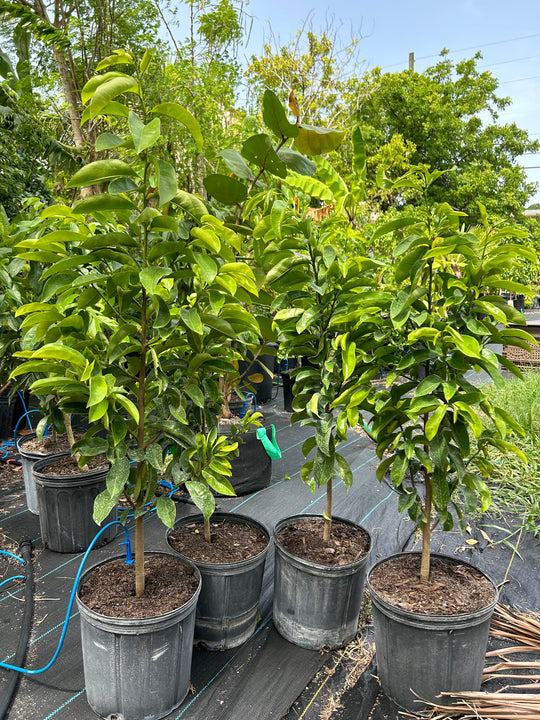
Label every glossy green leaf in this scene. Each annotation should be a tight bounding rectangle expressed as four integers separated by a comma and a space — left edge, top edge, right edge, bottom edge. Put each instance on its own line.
129, 112, 161, 154
150, 103, 203, 150
139, 267, 170, 294
156, 159, 177, 205
155, 496, 176, 528
95, 132, 126, 151
66, 160, 137, 188
262, 89, 299, 138
241, 134, 287, 178
277, 149, 316, 175
217, 149, 252, 179
203, 174, 247, 205
88, 375, 108, 407
73, 193, 136, 214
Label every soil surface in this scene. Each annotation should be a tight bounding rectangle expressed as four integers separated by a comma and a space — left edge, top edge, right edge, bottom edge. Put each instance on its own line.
36, 453, 108, 476
369, 554, 496, 615
276, 517, 371, 567
168, 518, 269, 563
18, 433, 80, 455
78, 554, 200, 618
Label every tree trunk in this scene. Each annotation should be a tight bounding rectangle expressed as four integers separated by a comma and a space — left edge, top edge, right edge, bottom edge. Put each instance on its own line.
323, 480, 333, 542
420, 469, 432, 583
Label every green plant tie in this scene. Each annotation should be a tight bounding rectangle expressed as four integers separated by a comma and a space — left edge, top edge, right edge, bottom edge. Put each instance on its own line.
256, 425, 282, 459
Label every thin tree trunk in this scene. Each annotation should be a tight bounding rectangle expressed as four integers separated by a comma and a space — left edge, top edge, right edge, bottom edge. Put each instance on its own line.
420, 468, 432, 582
135, 516, 145, 597
323, 480, 333, 542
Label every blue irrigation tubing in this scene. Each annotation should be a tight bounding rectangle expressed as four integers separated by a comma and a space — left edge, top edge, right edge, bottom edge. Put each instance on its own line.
0, 576, 25, 589
0, 550, 25, 564
0, 521, 132, 676
13, 409, 42, 444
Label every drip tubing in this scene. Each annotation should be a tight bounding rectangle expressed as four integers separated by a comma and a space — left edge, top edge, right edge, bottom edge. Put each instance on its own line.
0, 522, 132, 678
0, 538, 34, 720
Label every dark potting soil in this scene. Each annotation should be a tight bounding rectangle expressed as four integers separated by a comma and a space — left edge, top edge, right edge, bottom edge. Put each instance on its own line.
168, 519, 268, 563
19, 433, 81, 455
37, 453, 108, 475
276, 517, 370, 566
78, 554, 200, 618
369, 554, 496, 615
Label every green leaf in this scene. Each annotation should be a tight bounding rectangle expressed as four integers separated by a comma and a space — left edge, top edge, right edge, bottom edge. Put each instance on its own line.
32, 343, 86, 370
284, 172, 333, 203
181, 307, 203, 334
218, 149, 252, 179
106, 457, 130, 496
425, 404, 447, 441
204, 174, 247, 205
155, 495, 176, 528
335, 453, 353, 490
88, 375, 108, 407
139, 267, 170, 294
156, 159, 177, 205
95, 52, 134, 71
293, 124, 345, 156
146, 443, 163, 470
242, 134, 287, 178
93, 489, 117, 525
129, 112, 160, 154
85, 75, 139, 121
185, 480, 215, 519
73, 193, 136, 214
150, 103, 203, 151
66, 160, 136, 188
171, 190, 208, 221
262, 89, 299, 138
95, 132, 126, 151
277, 149, 316, 175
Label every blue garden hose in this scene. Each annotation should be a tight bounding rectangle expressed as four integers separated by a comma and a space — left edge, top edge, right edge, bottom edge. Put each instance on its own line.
0, 522, 132, 677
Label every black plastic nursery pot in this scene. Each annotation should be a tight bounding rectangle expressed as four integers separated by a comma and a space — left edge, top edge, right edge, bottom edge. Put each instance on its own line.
367, 552, 498, 715
273, 514, 372, 651
17, 433, 67, 515
76, 552, 202, 720
238, 344, 277, 404
218, 421, 272, 495
167, 512, 270, 651
33, 455, 116, 553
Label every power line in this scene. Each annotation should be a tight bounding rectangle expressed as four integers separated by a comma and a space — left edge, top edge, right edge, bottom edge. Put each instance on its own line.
499, 75, 540, 85
382, 33, 540, 70
479, 55, 540, 69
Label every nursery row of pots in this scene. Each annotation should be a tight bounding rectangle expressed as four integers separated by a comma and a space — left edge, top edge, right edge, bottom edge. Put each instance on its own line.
77, 510, 497, 720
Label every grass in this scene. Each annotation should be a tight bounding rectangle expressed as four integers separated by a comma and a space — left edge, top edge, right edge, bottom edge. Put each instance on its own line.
482, 370, 540, 539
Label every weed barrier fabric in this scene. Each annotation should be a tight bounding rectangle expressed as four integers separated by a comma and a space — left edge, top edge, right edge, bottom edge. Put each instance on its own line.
1, 395, 538, 720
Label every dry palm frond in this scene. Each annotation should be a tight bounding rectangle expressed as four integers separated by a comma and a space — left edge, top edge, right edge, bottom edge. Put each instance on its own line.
427, 603, 540, 719
486, 603, 540, 656
429, 691, 540, 719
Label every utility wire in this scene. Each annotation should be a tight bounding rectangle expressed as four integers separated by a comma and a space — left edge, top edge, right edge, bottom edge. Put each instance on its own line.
383, 33, 540, 70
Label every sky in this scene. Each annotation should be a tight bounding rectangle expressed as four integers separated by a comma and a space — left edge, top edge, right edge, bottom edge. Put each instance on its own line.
231, 0, 540, 206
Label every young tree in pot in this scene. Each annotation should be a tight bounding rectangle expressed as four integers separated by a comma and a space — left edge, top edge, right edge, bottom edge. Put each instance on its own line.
365, 166, 534, 712
267, 204, 385, 649
11, 48, 263, 718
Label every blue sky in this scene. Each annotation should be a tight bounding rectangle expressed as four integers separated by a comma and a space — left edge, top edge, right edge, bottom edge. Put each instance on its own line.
236, 0, 540, 206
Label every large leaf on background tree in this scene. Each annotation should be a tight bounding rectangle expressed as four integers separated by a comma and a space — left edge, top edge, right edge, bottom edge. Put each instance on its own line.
294, 124, 345, 156
66, 159, 137, 188
218, 149, 252, 180
204, 174, 247, 205
262, 89, 299, 139
241, 134, 287, 179
352, 125, 366, 180
278, 149, 316, 176
150, 103, 203, 151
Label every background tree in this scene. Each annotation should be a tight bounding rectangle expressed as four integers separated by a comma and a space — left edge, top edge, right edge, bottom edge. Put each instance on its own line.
355, 52, 539, 219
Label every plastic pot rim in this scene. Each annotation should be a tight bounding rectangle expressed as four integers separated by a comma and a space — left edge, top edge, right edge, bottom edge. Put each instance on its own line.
167, 512, 271, 571
273, 513, 372, 573
367, 551, 499, 625
76, 551, 202, 632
